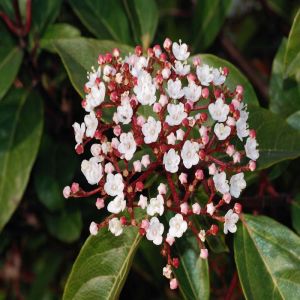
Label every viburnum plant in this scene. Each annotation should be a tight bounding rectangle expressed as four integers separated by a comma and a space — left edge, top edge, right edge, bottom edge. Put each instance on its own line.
63, 38, 259, 290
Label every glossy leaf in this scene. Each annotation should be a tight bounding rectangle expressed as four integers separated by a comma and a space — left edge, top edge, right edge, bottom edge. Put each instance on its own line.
0, 23, 23, 100
192, 0, 232, 51
0, 89, 43, 230
291, 194, 300, 235
269, 39, 300, 118
234, 214, 300, 299
197, 54, 259, 106
173, 234, 210, 300
52, 38, 133, 97
284, 9, 300, 79
248, 105, 300, 169
68, 0, 132, 44
287, 111, 300, 131
63, 226, 141, 300
124, 0, 158, 49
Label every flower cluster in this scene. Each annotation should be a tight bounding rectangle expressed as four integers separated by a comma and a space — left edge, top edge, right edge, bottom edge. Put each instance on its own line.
63, 38, 259, 289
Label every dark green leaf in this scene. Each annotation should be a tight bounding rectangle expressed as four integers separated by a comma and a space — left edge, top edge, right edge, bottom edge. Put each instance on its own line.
291, 194, 300, 235
234, 214, 300, 299
53, 38, 133, 97
68, 0, 132, 44
248, 105, 300, 169
192, 0, 232, 51
269, 39, 300, 118
287, 111, 300, 131
173, 234, 209, 300
0, 88, 43, 230
0, 23, 23, 100
63, 226, 141, 300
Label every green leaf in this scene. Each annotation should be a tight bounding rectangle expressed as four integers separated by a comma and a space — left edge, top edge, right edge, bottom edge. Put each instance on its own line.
287, 110, 300, 131
45, 208, 82, 243
124, 0, 158, 49
192, 0, 232, 51
284, 9, 300, 79
52, 38, 133, 97
269, 39, 300, 118
0, 23, 23, 100
197, 54, 259, 106
234, 214, 300, 299
63, 226, 141, 300
68, 0, 132, 44
173, 234, 210, 300
248, 105, 300, 169
40, 23, 81, 52
0, 88, 43, 230
291, 194, 300, 235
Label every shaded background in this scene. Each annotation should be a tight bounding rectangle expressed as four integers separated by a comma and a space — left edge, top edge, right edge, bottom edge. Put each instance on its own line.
0, 0, 299, 299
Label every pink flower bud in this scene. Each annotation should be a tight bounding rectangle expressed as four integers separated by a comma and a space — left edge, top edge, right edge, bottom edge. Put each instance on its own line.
70, 182, 79, 193
120, 216, 127, 225
159, 94, 168, 106
63, 186, 71, 198
141, 154, 150, 168
135, 45, 143, 56
153, 103, 162, 113
162, 68, 171, 79
223, 193, 231, 204
137, 116, 145, 126
249, 160, 256, 171
249, 129, 256, 138
98, 54, 106, 65
170, 278, 178, 290
163, 38, 172, 50
113, 125, 122, 136
172, 258, 180, 268
195, 169, 204, 180
179, 173, 188, 184
200, 248, 208, 259
233, 152, 241, 163
187, 73, 196, 82
202, 135, 209, 145
141, 219, 150, 230
223, 67, 229, 76
136, 181, 144, 192
193, 57, 201, 66
234, 203, 242, 214
105, 162, 115, 173
208, 163, 217, 175
236, 85, 244, 95
75, 144, 84, 155
153, 44, 162, 58
226, 145, 235, 156
158, 183, 167, 195
112, 48, 120, 58
192, 203, 201, 215
202, 87, 209, 98
89, 221, 98, 235
231, 98, 240, 109
180, 203, 189, 215
133, 160, 142, 172
210, 224, 219, 235
96, 198, 105, 209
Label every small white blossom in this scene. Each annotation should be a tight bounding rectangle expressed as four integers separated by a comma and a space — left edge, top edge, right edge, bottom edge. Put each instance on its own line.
138, 195, 148, 209
176, 129, 185, 140
118, 132, 137, 161
89, 221, 98, 236
163, 265, 172, 279
230, 173, 246, 198
224, 209, 239, 234
107, 194, 126, 214
158, 183, 167, 195
147, 195, 164, 216
214, 123, 231, 140
81, 157, 103, 185
198, 229, 206, 242
104, 162, 115, 173
84, 111, 98, 138
108, 218, 123, 236
133, 70, 156, 105
146, 217, 164, 245
183, 81, 202, 102
212, 68, 226, 86
167, 132, 176, 145
141, 154, 150, 168
196, 64, 213, 86
133, 160, 142, 172
245, 137, 259, 161
172, 40, 190, 61
90, 143, 101, 157
73, 122, 85, 147
168, 213, 188, 238
116, 100, 133, 124
208, 98, 229, 122
85, 82, 106, 112
85, 67, 101, 89
173, 60, 190, 76
206, 202, 215, 215
101, 141, 112, 155
104, 173, 124, 196
213, 172, 230, 194
166, 103, 187, 126
163, 149, 180, 173
166, 78, 184, 99
142, 117, 162, 144
192, 203, 201, 214
181, 140, 200, 169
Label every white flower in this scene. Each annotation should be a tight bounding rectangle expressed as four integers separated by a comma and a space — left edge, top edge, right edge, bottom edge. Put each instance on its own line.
173, 60, 190, 76
212, 68, 226, 86
108, 218, 123, 236
166, 78, 184, 99
116, 100, 133, 124
118, 132, 137, 161
90, 143, 101, 156
104, 173, 124, 196
141, 154, 150, 168
138, 195, 148, 209
198, 229, 206, 242
213, 172, 230, 194
206, 202, 215, 215
172, 40, 190, 61
236, 118, 249, 141
133, 70, 156, 105
157, 183, 167, 195
84, 111, 98, 137
196, 64, 213, 86
208, 163, 217, 175
166, 103, 187, 126
85, 67, 101, 89
208, 98, 229, 122
101, 141, 112, 155
168, 213, 188, 238
176, 129, 185, 140
224, 209, 239, 234
81, 157, 103, 185
147, 195, 164, 216
183, 81, 202, 102
167, 132, 176, 145
133, 160, 142, 172
107, 194, 126, 214
89, 221, 98, 235
85, 82, 106, 112
142, 117, 162, 144
230, 173, 246, 198
146, 217, 164, 245
125, 55, 148, 77
163, 264, 172, 279
163, 149, 180, 173
104, 162, 115, 173
214, 123, 231, 140
73, 122, 85, 146
192, 203, 201, 214
181, 140, 200, 169
63, 186, 71, 198
245, 137, 259, 161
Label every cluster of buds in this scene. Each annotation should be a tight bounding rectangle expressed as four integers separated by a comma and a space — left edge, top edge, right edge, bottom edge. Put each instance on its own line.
63, 39, 259, 289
